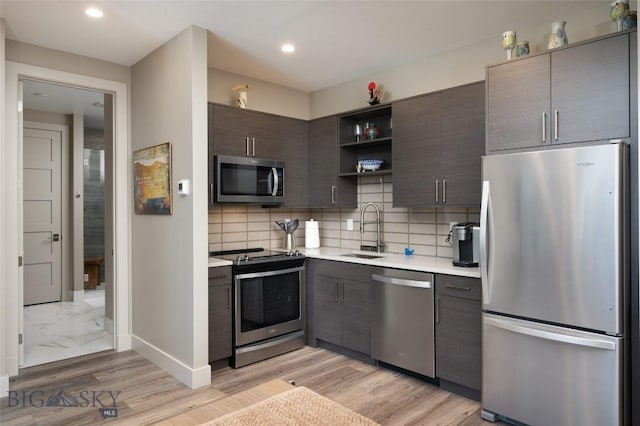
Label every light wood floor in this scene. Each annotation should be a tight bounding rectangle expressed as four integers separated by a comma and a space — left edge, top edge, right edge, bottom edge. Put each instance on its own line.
0, 346, 496, 425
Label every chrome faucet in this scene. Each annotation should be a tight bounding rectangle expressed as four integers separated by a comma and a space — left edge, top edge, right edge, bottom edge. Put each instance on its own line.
360, 202, 384, 253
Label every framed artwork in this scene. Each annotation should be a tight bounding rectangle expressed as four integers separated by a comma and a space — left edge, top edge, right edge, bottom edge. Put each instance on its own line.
133, 142, 173, 215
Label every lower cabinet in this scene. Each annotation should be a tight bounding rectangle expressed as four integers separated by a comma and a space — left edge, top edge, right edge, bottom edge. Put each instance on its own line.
312, 260, 372, 356
435, 274, 482, 392
209, 266, 232, 363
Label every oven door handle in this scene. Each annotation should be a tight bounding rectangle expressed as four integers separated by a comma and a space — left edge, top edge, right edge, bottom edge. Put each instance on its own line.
234, 265, 305, 280
235, 330, 305, 355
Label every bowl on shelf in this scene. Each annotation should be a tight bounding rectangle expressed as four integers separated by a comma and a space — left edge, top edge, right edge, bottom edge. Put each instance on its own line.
357, 159, 385, 172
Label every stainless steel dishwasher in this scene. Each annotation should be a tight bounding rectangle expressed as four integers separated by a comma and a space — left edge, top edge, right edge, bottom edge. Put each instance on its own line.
371, 268, 435, 378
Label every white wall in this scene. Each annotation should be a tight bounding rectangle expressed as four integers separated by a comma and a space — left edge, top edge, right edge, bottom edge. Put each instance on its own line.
310, 3, 621, 118
208, 67, 310, 120
131, 25, 210, 389
0, 17, 8, 398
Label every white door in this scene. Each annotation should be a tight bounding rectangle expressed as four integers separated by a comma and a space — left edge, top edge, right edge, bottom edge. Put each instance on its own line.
23, 127, 62, 305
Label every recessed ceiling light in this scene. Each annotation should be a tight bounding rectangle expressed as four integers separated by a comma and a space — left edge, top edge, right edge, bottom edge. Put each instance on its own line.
85, 7, 103, 18
281, 43, 295, 54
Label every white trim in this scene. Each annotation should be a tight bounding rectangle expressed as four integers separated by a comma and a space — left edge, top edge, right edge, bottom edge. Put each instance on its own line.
131, 335, 211, 389
0, 375, 8, 398
3, 62, 131, 380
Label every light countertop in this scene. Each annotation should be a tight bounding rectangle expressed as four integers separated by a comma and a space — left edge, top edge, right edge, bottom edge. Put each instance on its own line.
208, 257, 233, 268
209, 247, 480, 278
299, 247, 480, 278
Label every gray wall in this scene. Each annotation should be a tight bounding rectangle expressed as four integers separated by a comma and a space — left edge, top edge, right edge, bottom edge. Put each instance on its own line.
5, 40, 130, 84
310, 3, 616, 118
131, 25, 210, 386
207, 68, 310, 120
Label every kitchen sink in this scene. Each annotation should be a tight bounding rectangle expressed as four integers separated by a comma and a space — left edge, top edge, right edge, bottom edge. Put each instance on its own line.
340, 253, 385, 259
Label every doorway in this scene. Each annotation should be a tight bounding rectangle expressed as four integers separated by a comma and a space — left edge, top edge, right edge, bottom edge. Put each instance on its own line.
3, 61, 131, 382
21, 79, 114, 367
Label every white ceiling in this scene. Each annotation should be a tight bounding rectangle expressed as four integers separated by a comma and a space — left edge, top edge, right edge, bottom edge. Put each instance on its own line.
2, 1, 607, 93
22, 80, 105, 129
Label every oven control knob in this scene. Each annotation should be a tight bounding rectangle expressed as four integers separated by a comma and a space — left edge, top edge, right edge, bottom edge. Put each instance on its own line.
294, 250, 301, 256
236, 254, 249, 262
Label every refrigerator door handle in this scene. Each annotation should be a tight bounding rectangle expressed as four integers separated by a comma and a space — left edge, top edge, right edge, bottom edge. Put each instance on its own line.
480, 180, 491, 304
485, 316, 617, 351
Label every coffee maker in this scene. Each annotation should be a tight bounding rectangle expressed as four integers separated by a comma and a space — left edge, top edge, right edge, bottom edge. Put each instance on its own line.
451, 222, 480, 267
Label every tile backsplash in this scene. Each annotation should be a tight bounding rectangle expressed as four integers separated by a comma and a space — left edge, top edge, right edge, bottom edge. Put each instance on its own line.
208, 174, 479, 260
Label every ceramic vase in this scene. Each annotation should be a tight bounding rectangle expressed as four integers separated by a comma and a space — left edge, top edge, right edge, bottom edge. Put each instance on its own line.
547, 21, 568, 49
502, 31, 516, 60
365, 123, 378, 140
516, 41, 530, 57
624, 10, 637, 29
610, 0, 630, 31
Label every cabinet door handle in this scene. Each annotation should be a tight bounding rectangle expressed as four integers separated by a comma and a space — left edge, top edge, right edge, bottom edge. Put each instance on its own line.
209, 183, 214, 205
542, 112, 547, 142
436, 297, 440, 324
331, 185, 337, 204
245, 137, 250, 156
227, 287, 231, 311
435, 180, 440, 203
445, 284, 472, 291
340, 282, 345, 303
335, 281, 340, 302
554, 110, 559, 141
442, 179, 447, 204
251, 137, 256, 156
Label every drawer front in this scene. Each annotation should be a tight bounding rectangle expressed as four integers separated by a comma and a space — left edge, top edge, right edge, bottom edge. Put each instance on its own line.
313, 259, 372, 282
436, 274, 481, 301
208, 266, 232, 286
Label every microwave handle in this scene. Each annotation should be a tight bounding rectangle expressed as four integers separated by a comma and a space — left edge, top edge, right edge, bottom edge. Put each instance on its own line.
271, 167, 279, 196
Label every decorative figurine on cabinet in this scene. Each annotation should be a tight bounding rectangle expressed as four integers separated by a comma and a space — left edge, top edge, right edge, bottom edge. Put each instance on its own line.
232, 84, 250, 108
547, 21, 568, 49
610, 0, 630, 31
368, 81, 383, 105
502, 31, 517, 60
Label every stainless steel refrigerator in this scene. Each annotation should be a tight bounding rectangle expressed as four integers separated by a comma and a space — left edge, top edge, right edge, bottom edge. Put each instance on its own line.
480, 143, 629, 425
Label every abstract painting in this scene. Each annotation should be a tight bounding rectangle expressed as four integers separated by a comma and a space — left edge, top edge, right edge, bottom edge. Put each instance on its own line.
133, 142, 172, 215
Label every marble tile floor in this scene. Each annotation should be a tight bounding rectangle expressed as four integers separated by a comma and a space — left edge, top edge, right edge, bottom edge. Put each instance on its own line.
23, 290, 114, 368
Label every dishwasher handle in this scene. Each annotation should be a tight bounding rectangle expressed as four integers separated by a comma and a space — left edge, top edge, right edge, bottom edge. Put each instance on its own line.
372, 273, 432, 289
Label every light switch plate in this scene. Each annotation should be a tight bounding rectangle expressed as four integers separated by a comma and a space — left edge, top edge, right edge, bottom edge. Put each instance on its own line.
347, 219, 354, 231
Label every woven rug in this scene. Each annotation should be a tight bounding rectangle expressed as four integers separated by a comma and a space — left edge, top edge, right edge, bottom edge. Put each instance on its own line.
202, 386, 380, 426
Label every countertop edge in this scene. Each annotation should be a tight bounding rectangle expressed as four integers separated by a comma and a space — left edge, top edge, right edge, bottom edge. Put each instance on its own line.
298, 248, 480, 278
208, 258, 233, 268
208, 248, 480, 279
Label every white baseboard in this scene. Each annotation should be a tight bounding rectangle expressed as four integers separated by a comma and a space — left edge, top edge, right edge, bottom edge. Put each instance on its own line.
131, 335, 210, 389
0, 374, 8, 398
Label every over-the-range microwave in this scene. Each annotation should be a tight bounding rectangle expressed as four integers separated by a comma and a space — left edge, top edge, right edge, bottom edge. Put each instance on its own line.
214, 154, 284, 204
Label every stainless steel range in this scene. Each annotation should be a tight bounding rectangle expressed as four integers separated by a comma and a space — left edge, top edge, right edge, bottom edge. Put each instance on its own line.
209, 248, 306, 368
